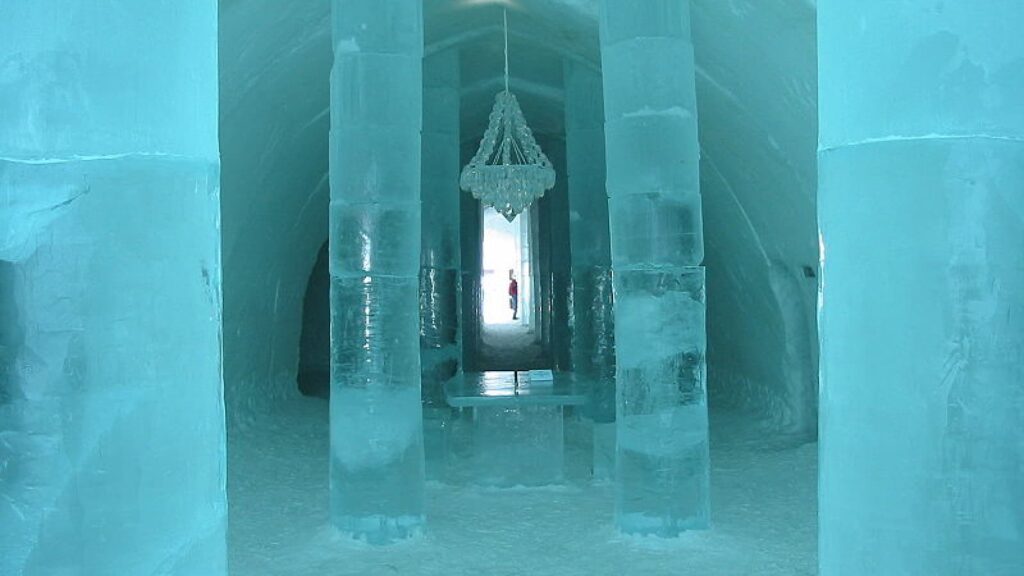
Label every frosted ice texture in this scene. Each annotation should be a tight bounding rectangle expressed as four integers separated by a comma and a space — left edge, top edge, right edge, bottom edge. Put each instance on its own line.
818, 2, 1024, 574
472, 405, 565, 487
591, 422, 616, 482
0, 2, 225, 574
600, 0, 709, 536
420, 50, 462, 409
422, 406, 451, 481
329, 0, 425, 544
615, 269, 708, 534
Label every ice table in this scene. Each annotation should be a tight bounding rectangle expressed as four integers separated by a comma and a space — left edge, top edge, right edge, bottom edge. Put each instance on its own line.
445, 371, 587, 486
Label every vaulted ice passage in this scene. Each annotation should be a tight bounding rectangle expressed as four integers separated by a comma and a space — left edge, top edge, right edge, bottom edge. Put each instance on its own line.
215, 0, 822, 564
218, 0, 819, 435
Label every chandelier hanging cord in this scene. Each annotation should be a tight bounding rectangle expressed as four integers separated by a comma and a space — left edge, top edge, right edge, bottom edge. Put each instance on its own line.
504, 9, 510, 92
459, 7, 557, 222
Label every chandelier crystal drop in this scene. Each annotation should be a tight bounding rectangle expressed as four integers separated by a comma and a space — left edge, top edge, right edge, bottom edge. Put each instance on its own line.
460, 10, 556, 222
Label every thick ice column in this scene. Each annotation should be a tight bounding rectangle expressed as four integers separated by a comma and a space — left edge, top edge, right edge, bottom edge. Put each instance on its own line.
0, 2, 225, 574
538, 137, 573, 370
818, 3, 1024, 574
600, 0, 709, 535
460, 184, 483, 372
329, 0, 425, 543
420, 50, 461, 409
564, 61, 616, 478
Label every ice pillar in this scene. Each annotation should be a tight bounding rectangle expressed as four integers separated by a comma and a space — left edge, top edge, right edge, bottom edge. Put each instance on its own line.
329, 0, 425, 543
550, 141, 574, 372
460, 168, 484, 372
0, 2, 225, 574
420, 50, 461, 408
537, 137, 573, 370
600, 0, 709, 535
564, 61, 616, 478
818, 3, 1024, 573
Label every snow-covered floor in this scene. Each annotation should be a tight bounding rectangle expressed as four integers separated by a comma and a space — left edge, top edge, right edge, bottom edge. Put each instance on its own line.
227, 397, 817, 575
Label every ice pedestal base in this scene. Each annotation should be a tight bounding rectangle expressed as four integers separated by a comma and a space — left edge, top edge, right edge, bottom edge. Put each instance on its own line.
329, 387, 424, 545
473, 405, 565, 487
445, 372, 586, 487
616, 407, 710, 537
422, 407, 451, 481
614, 267, 709, 537
592, 422, 616, 481
331, 515, 424, 545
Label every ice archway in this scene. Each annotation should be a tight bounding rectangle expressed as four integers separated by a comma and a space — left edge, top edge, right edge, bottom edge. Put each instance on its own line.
218, 0, 819, 434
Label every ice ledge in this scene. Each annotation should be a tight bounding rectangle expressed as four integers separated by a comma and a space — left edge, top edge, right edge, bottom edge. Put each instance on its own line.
622, 106, 693, 120
0, 152, 216, 165
819, 133, 1024, 154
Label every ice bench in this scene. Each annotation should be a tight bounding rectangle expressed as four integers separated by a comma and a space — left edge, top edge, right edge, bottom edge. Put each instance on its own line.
445, 371, 587, 487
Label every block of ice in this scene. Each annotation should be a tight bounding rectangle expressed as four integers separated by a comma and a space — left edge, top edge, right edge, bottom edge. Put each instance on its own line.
422, 407, 452, 481
818, 2, 1024, 572
331, 387, 423, 471
330, 386, 425, 543
472, 405, 566, 487
445, 372, 588, 407
330, 127, 422, 203
564, 61, 616, 439
420, 49, 462, 409
1, 1, 225, 573
330, 202, 422, 278
819, 138, 1024, 573
605, 115, 700, 198
601, 38, 697, 120
600, 0, 693, 47
607, 193, 704, 269
527, 369, 555, 382
0, 157, 227, 575
331, 54, 423, 129
601, 0, 708, 536
329, 0, 425, 544
330, 277, 421, 378
617, 404, 709, 534
592, 421, 617, 481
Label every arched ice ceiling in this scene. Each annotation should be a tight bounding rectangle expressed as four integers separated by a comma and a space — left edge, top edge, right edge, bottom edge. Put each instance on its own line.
218, 0, 819, 432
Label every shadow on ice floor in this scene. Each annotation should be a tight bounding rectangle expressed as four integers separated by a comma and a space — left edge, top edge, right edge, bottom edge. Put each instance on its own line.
227, 398, 817, 576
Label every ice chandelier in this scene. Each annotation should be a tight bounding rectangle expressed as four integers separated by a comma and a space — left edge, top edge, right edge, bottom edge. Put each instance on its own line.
460, 10, 556, 222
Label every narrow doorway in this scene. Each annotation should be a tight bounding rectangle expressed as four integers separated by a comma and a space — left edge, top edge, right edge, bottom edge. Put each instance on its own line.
478, 207, 548, 370
481, 208, 532, 327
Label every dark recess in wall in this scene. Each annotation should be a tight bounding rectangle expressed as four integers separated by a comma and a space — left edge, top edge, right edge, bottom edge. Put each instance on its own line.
298, 242, 330, 398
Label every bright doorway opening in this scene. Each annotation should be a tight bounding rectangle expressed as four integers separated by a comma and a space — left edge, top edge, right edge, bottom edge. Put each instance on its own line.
481, 208, 532, 326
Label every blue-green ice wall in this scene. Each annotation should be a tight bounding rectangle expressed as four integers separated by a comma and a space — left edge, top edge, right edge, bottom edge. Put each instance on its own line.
818, 2, 1024, 573
0, 2, 226, 573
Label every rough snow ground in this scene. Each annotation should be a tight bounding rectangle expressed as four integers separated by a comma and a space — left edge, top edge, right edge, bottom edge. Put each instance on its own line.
228, 399, 817, 575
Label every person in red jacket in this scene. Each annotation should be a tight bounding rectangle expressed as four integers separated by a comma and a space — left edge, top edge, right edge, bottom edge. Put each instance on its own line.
508, 270, 519, 321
